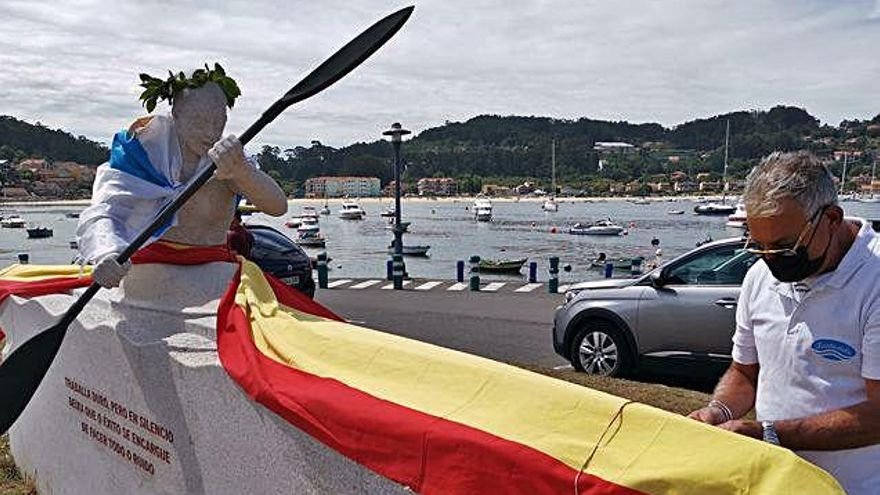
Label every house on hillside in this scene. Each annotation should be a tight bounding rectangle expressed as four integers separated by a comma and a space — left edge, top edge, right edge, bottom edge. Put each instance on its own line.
594, 142, 636, 154
481, 184, 512, 196
417, 178, 457, 196
699, 181, 722, 192
670, 171, 688, 182
383, 180, 409, 196
674, 181, 698, 193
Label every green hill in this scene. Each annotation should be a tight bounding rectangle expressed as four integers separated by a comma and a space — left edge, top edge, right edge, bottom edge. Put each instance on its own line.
255, 105, 879, 194
0, 116, 108, 165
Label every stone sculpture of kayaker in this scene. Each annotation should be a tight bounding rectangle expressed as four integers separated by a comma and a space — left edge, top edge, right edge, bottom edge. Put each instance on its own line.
76, 64, 287, 287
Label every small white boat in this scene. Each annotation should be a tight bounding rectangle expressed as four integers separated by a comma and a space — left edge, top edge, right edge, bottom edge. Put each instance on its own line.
858, 196, 880, 203
568, 219, 625, 236
388, 244, 430, 256
1, 216, 26, 228
297, 216, 320, 233
300, 206, 319, 219
667, 210, 685, 215
629, 197, 650, 205
339, 201, 366, 220
473, 196, 493, 222
725, 203, 748, 229
542, 197, 558, 212
380, 208, 396, 218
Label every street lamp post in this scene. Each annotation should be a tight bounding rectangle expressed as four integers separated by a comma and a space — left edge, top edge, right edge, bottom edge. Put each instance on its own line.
383, 122, 411, 289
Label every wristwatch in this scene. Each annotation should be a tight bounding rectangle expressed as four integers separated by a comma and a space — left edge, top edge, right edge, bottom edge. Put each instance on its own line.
761, 421, 780, 445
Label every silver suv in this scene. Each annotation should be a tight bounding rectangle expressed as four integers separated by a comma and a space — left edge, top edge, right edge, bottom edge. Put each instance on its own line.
552, 237, 758, 376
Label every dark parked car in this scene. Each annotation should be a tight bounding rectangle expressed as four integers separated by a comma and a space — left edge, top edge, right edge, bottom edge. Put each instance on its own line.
247, 224, 315, 298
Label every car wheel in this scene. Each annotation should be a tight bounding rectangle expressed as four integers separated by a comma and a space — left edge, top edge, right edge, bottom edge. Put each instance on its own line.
570, 320, 632, 377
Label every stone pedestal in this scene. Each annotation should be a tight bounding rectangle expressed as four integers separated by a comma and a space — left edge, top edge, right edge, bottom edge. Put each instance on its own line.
1, 263, 406, 495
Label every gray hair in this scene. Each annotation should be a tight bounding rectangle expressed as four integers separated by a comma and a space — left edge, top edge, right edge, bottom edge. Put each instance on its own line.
743, 151, 838, 218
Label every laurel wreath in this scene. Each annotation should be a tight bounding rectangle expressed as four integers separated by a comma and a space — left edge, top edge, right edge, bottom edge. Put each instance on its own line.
138, 63, 241, 112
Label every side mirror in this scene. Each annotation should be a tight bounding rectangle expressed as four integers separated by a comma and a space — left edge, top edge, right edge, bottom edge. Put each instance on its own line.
650, 269, 667, 288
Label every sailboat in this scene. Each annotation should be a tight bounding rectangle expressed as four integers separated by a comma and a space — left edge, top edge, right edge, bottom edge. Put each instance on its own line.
838, 153, 855, 202
694, 120, 737, 216
542, 139, 559, 212
319, 190, 331, 215
858, 158, 880, 203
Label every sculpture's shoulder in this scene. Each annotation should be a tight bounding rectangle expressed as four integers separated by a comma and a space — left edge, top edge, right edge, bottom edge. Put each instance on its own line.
126, 114, 172, 139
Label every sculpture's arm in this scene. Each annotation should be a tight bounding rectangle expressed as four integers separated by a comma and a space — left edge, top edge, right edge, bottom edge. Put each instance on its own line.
209, 135, 288, 217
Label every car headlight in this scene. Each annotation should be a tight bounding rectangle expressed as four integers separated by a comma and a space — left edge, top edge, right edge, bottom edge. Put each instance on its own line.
564, 289, 583, 304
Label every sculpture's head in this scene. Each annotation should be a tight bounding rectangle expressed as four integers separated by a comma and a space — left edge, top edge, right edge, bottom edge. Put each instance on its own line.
138, 64, 241, 157
172, 82, 228, 157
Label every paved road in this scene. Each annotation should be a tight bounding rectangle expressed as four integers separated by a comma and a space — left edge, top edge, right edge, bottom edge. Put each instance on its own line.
316, 281, 569, 368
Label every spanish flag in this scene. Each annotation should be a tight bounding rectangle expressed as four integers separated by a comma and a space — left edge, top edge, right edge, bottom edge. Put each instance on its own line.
0, 252, 845, 494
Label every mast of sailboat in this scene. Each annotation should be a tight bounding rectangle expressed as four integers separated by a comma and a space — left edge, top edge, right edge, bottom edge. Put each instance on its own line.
551, 138, 556, 198
840, 153, 848, 196
872, 158, 877, 200
722, 119, 729, 205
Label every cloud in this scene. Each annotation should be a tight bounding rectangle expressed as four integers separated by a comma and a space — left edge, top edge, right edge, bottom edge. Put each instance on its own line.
1, 0, 878, 151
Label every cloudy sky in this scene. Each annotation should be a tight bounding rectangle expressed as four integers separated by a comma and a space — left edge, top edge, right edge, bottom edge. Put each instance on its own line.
1, 0, 878, 151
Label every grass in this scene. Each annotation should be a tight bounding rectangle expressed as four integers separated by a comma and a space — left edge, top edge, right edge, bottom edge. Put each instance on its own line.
1, 436, 36, 495
0, 366, 720, 494
520, 364, 712, 415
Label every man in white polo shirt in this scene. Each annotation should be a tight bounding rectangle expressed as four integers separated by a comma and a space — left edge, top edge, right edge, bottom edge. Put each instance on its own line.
689, 151, 880, 494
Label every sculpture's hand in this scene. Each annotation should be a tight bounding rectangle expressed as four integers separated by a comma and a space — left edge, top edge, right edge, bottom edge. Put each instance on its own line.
92, 253, 131, 288
208, 134, 249, 181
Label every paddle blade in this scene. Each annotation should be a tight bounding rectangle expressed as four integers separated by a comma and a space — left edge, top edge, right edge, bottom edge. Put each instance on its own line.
281, 6, 414, 106
0, 323, 67, 434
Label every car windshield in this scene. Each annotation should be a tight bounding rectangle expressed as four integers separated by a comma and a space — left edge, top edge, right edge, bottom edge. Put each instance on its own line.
665, 244, 757, 285
251, 227, 298, 254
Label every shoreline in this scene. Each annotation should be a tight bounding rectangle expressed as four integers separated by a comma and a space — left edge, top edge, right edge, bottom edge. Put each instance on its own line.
0, 194, 733, 208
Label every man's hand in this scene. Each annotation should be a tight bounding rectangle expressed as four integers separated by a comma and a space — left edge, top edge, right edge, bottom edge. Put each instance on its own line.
717, 419, 763, 440
92, 253, 131, 288
208, 134, 249, 181
688, 406, 729, 426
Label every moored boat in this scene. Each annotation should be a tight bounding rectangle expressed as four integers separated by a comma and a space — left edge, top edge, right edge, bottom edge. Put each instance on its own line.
26, 226, 53, 239
339, 201, 366, 220
568, 219, 625, 236
725, 203, 747, 229
300, 206, 319, 219
295, 231, 326, 248
297, 216, 320, 234
473, 196, 493, 222
387, 244, 430, 256
694, 202, 737, 216
1, 216, 26, 228
479, 258, 527, 273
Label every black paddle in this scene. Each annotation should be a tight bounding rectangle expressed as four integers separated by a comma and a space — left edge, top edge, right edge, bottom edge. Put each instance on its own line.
0, 5, 414, 434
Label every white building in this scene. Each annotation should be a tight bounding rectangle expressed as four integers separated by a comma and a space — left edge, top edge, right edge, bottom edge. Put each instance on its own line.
304, 176, 381, 198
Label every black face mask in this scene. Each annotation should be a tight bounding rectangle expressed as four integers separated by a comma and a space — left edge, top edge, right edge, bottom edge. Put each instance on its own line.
763, 226, 833, 283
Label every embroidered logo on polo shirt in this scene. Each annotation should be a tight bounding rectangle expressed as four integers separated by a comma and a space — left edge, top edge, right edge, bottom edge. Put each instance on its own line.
811, 339, 857, 362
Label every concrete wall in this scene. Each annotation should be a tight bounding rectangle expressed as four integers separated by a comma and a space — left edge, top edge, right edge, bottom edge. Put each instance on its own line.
0, 263, 407, 495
